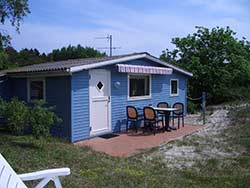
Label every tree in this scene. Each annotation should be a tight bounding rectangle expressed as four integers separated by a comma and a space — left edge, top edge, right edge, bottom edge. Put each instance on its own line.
160, 26, 250, 104
17, 48, 48, 65
0, 48, 9, 69
0, 0, 30, 30
0, 0, 30, 70
4, 47, 49, 66
4, 46, 17, 62
0, 0, 30, 45
2, 45, 106, 69
2, 45, 104, 68
48, 44, 106, 61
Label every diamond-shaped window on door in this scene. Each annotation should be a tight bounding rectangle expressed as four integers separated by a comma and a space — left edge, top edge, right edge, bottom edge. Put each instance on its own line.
97, 81, 104, 91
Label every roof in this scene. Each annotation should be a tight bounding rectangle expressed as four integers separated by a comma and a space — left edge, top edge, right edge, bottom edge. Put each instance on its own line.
3, 52, 193, 77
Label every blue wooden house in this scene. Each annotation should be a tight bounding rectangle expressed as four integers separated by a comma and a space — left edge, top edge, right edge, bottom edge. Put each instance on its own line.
0, 52, 192, 142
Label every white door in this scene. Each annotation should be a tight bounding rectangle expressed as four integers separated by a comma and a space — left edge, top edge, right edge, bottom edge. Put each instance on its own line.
89, 69, 111, 135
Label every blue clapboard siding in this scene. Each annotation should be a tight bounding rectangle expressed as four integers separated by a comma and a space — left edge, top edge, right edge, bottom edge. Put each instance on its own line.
111, 70, 187, 132
100, 59, 188, 133
0, 58, 189, 142
10, 78, 27, 101
46, 76, 71, 139
0, 76, 10, 100
110, 71, 127, 132
71, 71, 90, 142
126, 58, 165, 67
2, 76, 72, 140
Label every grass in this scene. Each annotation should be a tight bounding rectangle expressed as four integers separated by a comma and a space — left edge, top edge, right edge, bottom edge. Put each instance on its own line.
1, 106, 250, 188
0, 132, 180, 188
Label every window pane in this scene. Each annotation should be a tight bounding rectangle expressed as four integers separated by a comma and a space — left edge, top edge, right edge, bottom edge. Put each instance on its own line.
30, 81, 44, 100
129, 75, 150, 97
144, 77, 149, 95
171, 80, 178, 94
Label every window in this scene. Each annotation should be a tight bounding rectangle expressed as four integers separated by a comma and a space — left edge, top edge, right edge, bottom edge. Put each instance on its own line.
28, 79, 45, 102
97, 81, 104, 91
170, 79, 178, 96
128, 75, 150, 99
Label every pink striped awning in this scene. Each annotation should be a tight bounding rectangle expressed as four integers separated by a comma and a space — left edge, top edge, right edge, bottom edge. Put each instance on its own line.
117, 64, 172, 75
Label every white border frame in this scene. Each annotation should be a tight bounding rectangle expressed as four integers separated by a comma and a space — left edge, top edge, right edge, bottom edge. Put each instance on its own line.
170, 79, 179, 97
27, 78, 46, 103
89, 69, 112, 136
127, 74, 151, 101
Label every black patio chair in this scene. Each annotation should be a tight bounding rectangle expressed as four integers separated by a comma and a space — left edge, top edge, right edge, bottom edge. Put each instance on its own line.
172, 102, 184, 129
157, 102, 169, 124
143, 106, 164, 135
126, 106, 143, 132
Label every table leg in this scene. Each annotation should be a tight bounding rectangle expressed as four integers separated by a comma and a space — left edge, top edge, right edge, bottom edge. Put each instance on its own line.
165, 111, 177, 131
165, 111, 171, 132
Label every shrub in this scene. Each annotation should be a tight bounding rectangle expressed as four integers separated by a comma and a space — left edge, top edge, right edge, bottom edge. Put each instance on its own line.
187, 100, 199, 114
0, 97, 7, 129
0, 97, 6, 117
5, 98, 29, 135
29, 100, 62, 138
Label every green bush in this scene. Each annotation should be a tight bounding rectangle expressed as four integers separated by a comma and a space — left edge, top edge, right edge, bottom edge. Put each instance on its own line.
1, 98, 62, 138
5, 98, 29, 135
0, 97, 7, 117
187, 100, 199, 114
29, 100, 62, 138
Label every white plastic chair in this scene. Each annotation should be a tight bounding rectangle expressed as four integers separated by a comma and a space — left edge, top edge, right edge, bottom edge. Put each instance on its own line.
0, 154, 70, 188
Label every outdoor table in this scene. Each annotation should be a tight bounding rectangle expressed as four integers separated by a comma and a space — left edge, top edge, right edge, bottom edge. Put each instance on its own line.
153, 107, 178, 131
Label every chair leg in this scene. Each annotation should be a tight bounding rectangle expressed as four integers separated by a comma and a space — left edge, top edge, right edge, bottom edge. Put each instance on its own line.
143, 122, 145, 133
182, 116, 184, 127
143, 122, 148, 134
172, 117, 174, 126
53, 177, 63, 188
161, 117, 165, 133
162, 120, 165, 133
135, 121, 138, 133
126, 120, 128, 132
178, 116, 180, 129
132, 122, 135, 132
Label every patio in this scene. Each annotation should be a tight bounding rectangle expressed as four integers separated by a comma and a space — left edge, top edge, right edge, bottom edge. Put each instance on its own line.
75, 124, 203, 157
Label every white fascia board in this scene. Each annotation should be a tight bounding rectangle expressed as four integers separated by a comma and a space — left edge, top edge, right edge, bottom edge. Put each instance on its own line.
69, 54, 147, 73
69, 53, 193, 77
145, 55, 193, 77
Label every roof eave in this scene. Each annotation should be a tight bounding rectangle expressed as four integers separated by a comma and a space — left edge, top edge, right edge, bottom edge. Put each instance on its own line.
6, 69, 71, 78
144, 55, 193, 77
69, 54, 147, 73
69, 53, 193, 77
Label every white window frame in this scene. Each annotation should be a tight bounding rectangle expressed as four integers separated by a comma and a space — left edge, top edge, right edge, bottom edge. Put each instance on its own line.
170, 79, 179, 97
27, 78, 46, 103
127, 74, 151, 101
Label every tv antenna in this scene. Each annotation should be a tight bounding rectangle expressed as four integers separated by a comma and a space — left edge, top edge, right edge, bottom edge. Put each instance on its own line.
95, 34, 121, 57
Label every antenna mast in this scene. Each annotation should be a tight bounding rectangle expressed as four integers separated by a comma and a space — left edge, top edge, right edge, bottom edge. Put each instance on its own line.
95, 34, 120, 57
109, 35, 112, 57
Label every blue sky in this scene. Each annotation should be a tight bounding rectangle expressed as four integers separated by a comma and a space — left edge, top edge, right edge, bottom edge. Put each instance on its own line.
2, 0, 250, 56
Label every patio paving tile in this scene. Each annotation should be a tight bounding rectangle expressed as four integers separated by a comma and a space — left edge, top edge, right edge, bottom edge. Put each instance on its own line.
75, 125, 203, 157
